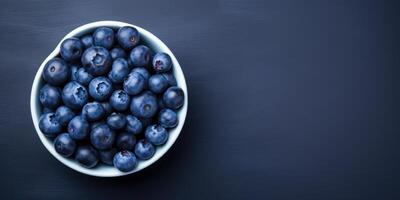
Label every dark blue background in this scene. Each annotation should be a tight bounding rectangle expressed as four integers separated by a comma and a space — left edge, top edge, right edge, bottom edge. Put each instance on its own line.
0, 0, 399, 199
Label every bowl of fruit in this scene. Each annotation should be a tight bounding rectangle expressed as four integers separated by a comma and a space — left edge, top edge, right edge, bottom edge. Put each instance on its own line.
30, 21, 188, 177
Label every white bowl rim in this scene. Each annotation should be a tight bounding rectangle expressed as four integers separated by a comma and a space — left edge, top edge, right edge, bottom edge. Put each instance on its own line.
30, 21, 188, 177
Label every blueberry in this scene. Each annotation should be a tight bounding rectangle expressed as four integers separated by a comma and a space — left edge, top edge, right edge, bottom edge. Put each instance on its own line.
125, 115, 142, 135
82, 102, 105, 121
39, 84, 61, 109
101, 102, 113, 116
113, 150, 137, 172
148, 74, 169, 94
161, 73, 177, 86
67, 115, 90, 140
43, 58, 70, 86
75, 145, 98, 168
90, 124, 115, 150
81, 35, 93, 48
130, 91, 158, 118
60, 37, 84, 62
81, 46, 112, 76
62, 81, 88, 110
129, 45, 152, 66
158, 108, 178, 128
88, 77, 113, 101
75, 67, 93, 86
54, 105, 75, 126
109, 90, 130, 111
54, 133, 76, 157
117, 26, 140, 50
93, 27, 114, 49
108, 58, 129, 84
163, 86, 184, 110
99, 148, 117, 165
116, 132, 136, 150
39, 113, 62, 137
145, 125, 168, 146
110, 47, 127, 60
152, 53, 172, 72
106, 113, 127, 130
123, 72, 145, 95
134, 140, 155, 160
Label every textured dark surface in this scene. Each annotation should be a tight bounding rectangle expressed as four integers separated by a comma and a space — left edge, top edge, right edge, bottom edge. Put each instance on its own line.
0, 0, 400, 199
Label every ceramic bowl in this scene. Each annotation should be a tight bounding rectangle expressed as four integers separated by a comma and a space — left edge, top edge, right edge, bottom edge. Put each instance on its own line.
30, 21, 188, 177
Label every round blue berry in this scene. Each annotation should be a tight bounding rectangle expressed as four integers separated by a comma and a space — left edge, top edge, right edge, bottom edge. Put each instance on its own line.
39, 113, 62, 137
106, 113, 127, 130
81, 46, 112, 76
93, 27, 115, 49
90, 124, 115, 150
109, 90, 130, 112
54, 133, 76, 157
152, 53, 172, 72
130, 91, 158, 118
62, 81, 88, 110
148, 74, 169, 94
134, 140, 155, 160
163, 86, 184, 110
67, 115, 90, 140
43, 58, 70, 86
88, 77, 113, 101
60, 37, 84, 62
75, 145, 98, 168
113, 150, 137, 172
145, 124, 168, 146
39, 84, 61, 109
158, 108, 178, 128
129, 45, 152, 66
117, 26, 140, 50
82, 102, 105, 122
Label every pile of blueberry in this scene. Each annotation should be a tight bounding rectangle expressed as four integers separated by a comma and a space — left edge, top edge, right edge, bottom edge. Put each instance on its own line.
38, 26, 184, 172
